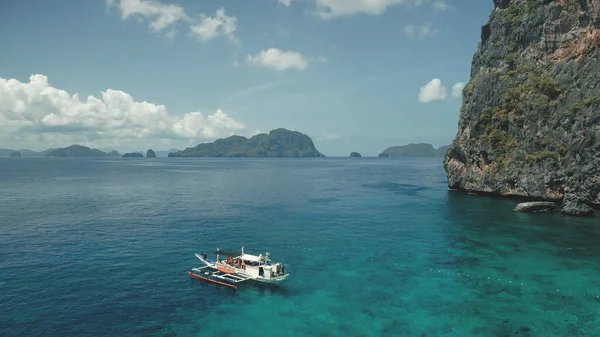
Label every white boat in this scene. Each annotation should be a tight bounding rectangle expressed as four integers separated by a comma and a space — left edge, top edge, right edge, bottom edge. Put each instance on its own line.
188, 243, 289, 289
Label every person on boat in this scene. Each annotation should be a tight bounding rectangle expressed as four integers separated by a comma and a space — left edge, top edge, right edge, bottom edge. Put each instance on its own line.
227, 256, 233, 265
202, 253, 207, 260
281, 265, 285, 275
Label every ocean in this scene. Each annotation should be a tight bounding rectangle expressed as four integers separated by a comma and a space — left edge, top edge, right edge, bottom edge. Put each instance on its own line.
1, 157, 599, 336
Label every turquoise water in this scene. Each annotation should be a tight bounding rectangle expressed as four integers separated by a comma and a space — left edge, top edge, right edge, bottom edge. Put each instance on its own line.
1, 157, 599, 336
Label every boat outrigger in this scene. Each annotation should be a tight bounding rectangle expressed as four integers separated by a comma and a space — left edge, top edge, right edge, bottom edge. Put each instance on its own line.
188, 243, 289, 289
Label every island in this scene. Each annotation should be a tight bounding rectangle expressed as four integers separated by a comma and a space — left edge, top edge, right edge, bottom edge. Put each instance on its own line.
9, 151, 21, 158
46, 145, 108, 157
1, 149, 52, 157
107, 150, 121, 157
350, 152, 362, 157
156, 149, 179, 157
122, 152, 144, 158
443, 0, 598, 216
146, 149, 156, 158
378, 143, 449, 157
169, 128, 325, 157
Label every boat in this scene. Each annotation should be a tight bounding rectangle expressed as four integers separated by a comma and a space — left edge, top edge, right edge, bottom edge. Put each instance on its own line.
188, 243, 289, 289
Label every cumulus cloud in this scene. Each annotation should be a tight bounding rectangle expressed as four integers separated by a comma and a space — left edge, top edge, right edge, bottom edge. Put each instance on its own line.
190, 8, 238, 42
107, 0, 238, 43
278, 0, 292, 7
245, 48, 309, 71
403, 22, 439, 39
315, 0, 449, 19
106, 0, 188, 36
0, 74, 246, 149
418, 78, 447, 103
452, 82, 465, 98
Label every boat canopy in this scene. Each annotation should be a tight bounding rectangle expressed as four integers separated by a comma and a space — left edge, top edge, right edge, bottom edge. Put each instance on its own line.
214, 250, 241, 256
240, 254, 261, 262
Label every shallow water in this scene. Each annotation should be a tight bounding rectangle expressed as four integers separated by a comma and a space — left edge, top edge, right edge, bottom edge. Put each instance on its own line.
1, 157, 599, 336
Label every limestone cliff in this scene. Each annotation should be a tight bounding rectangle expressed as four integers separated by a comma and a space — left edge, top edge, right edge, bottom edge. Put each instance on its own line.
444, 0, 600, 216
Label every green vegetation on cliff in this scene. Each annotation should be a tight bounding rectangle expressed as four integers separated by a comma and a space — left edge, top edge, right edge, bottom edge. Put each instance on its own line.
444, 0, 600, 216
169, 128, 325, 157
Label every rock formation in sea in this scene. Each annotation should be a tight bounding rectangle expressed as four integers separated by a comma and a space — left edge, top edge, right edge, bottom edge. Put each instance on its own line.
169, 128, 325, 157
122, 152, 144, 158
380, 143, 449, 157
350, 152, 362, 157
513, 201, 557, 213
146, 149, 156, 158
444, 0, 600, 216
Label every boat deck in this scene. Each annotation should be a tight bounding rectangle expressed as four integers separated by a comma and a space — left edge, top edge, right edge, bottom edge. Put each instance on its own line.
189, 266, 253, 289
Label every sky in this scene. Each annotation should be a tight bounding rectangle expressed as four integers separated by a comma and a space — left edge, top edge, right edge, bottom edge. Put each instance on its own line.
0, 0, 494, 156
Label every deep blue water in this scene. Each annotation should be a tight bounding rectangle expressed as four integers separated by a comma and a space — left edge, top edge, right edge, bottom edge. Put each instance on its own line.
1, 157, 599, 336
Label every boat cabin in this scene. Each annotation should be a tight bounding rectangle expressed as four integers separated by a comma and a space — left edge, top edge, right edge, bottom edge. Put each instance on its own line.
214, 249, 286, 280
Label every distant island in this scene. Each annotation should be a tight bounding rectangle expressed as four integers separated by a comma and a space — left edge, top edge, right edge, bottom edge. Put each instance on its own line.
122, 152, 143, 158
378, 143, 449, 157
0, 149, 52, 157
350, 152, 362, 157
169, 128, 325, 157
1, 145, 179, 158
46, 145, 109, 157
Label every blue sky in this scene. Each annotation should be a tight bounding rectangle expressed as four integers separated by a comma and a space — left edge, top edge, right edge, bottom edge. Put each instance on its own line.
0, 0, 494, 156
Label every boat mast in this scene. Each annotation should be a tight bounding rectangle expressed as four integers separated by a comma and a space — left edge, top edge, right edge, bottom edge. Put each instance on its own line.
216, 245, 220, 263
241, 241, 244, 256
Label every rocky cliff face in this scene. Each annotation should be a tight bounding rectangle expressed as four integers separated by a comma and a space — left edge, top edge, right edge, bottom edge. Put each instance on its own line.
444, 0, 600, 216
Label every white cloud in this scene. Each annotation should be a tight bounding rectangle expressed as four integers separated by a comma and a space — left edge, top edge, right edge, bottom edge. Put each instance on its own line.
315, 0, 449, 19
278, 0, 292, 7
452, 82, 465, 98
245, 48, 309, 71
403, 22, 438, 39
190, 8, 238, 42
318, 133, 340, 141
318, 57, 328, 63
432, 0, 451, 12
418, 78, 447, 103
0, 74, 246, 150
107, 0, 188, 35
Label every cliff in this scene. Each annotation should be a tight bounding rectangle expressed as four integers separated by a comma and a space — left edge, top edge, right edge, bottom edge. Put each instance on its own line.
444, 0, 600, 216
169, 128, 325, 157
146, 149, 156, 158
380, 143, 449, 157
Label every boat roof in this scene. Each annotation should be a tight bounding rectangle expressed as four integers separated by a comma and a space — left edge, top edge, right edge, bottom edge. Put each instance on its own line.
240, 254, 261, 262
214, 250, 241, 257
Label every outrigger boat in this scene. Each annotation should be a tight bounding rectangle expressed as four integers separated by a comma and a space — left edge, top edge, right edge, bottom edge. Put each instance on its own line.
188, 243, 289, 289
